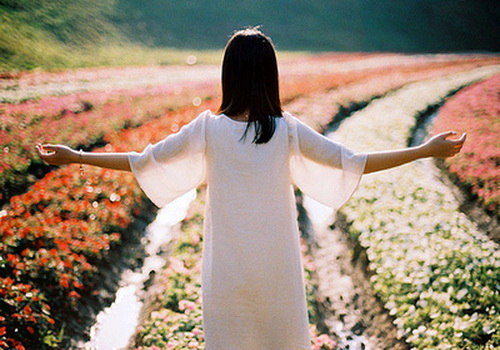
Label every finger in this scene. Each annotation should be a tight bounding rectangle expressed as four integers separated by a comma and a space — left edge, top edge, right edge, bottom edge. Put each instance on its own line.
36, 144, 46, 155
449, 137, 466, 146
439, 131, 457, 139
41, 144, 58, 151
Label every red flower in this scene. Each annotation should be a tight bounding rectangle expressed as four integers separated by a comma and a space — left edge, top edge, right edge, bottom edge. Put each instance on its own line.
26, 326, 34, 334
68, 291, 81, 298
23, 305, 32, 315
72, 280, 84, 289
60, 276, 69, 289
0, 327, 5, 336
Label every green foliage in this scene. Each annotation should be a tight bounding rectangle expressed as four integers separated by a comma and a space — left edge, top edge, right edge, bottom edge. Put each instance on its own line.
0, 0, 119, 71
0, 1, 223, 71
113, 0, 500, 51
1, 0, 118, 44
2, 0, 499, 72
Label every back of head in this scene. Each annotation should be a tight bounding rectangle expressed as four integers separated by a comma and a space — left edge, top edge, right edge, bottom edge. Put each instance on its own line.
219, 27, 282, 144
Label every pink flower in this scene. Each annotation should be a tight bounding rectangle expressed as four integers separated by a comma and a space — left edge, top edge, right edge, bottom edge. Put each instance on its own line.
167, 340, 180, 349
169, 257, 190, 275
179, 299, 196, 311
188, 341, 199, 348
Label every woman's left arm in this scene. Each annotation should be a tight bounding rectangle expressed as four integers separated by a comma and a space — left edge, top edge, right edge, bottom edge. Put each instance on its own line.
363, 131, 466, 174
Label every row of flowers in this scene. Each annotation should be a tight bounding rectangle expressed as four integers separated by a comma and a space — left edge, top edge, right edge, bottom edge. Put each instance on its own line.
1, 54, 498, 348
130, 57, 500, 350
287, 56, 500, 131
0, 54, 373, 349
0, 54, 373, 346
3, 54, 497, 203
0, 53, 398, 348
0, 80, 219, 202
0, 96, 219, 349
333, 66, 499, 349
432, 73, 500, 216
133, 195, 336, 350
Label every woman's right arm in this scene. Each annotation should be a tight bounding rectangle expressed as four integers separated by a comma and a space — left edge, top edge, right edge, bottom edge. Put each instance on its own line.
36, 144, 131, 172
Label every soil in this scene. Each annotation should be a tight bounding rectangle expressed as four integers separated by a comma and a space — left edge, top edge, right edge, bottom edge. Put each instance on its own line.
300, 204, 409, 350
61, 200, 157, 348
292, 189, 406, 350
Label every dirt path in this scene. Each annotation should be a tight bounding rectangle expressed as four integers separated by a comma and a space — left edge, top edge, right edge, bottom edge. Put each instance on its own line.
308, 214, 409, 350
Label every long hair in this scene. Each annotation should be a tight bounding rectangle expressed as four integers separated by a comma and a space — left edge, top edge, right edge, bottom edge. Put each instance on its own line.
218, 27, 283, 144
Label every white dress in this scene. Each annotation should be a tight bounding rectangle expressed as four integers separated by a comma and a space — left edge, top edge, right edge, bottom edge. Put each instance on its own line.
128, 110, 366, 349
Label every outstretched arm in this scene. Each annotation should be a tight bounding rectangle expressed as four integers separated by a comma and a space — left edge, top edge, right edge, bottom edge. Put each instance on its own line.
36, 144, 131, 172
363, 131, 466, 174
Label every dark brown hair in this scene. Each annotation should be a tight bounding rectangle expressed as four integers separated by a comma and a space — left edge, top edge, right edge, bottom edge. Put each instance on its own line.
218, 27, 283, 144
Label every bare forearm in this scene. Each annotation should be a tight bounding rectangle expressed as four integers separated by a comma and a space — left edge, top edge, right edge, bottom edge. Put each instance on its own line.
78, 151, 131, 172
364, 145, 428, 174
363, 131, 466, 174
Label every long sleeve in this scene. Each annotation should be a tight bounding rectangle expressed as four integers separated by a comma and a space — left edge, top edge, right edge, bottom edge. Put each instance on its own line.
286, 112, 367, 209
127, 110, 209, 208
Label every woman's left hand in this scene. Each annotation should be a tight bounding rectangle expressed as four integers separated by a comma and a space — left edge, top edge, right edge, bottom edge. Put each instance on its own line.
423, 131, 466, 158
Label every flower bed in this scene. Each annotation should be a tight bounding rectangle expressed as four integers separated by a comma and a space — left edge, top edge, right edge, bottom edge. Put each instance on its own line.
331, 67, 500, 349
0, 98, 219, 349
2, 54, 499, 349
287, 56, 500, 131
431, 73, 500, 217
4, 53, 496, 203
0, 81, 219, 202
134, 198, 336, 350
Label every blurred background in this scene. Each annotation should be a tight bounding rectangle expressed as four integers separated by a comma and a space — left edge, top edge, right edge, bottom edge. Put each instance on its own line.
116, 0, 500, 51
1, 0, 499, 71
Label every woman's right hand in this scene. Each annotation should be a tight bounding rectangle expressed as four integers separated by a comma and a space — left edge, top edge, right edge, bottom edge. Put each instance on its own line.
36, 144, 78, 166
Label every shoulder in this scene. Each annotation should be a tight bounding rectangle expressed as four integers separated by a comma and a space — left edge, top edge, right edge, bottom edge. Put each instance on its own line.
196, 109, 214, 122
281, 111, 304, 128
198, 109, 229, 125
188, 109, 215, 128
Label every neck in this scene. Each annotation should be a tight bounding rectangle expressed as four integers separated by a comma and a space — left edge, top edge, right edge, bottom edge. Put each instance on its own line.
229, 110, 250, 121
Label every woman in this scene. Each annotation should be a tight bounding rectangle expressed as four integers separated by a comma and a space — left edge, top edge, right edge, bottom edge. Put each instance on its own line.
37, 28, 465, 349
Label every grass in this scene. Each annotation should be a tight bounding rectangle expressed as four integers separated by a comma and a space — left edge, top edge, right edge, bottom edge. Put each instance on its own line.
0, 3, 309, 73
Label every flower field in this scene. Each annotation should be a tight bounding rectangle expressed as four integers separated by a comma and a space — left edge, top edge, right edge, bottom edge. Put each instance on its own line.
0, 81, 219, 204
1, 53, 499, 349
333, 66, 500, 349
432, 73, 500, 217
1, 53, 496, 204
1, 94, 221, 348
